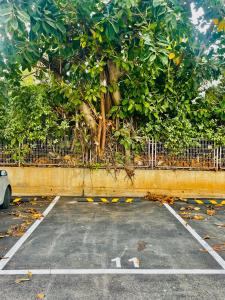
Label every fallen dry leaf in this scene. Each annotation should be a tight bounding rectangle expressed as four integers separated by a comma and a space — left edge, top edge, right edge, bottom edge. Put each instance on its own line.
137, 241, 147, 251
206, 209, 216, 216
194, 207, 201, 211
12, 198, 22, 204
15, 277, 30, 284
192, 215, 205, 221
7, 223, 29, 237
32, 213, 43, 220
27, 271, 32, 278
37, 293, 45, 299
180, 206, 200, 212
200, 243, 225, 252
215, 223, 225, 228
180, 212, 205, 220
212, 244, 225, 252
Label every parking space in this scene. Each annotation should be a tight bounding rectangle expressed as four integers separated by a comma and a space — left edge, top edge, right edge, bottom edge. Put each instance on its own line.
1, 196, 225, 299
1, 197, 220, 270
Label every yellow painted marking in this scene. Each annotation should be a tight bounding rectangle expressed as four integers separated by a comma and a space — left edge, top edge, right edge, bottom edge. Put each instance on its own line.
86, 198, 94, 202
210, 200, 218, 205
100, 198, 109, 203
112, 198, 120, 203
126, 198, 133, 203
221, 201, 225, 205
195, 200, 204, 204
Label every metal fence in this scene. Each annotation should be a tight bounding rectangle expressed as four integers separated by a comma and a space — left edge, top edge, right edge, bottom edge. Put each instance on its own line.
0, 139, 225, 170
151, 140, 222, 170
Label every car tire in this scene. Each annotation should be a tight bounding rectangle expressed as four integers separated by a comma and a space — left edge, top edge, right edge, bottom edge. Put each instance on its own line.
2, 186, 11, 209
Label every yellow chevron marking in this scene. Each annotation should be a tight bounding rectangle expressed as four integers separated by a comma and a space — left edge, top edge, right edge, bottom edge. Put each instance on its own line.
126, 198, 134, 203
195, 200, 204, 204
112, 198, 120, 203
86, 198, 94, 202
210, 200, 218, 205
221, 201, 225, 205
100, 198, 109, 203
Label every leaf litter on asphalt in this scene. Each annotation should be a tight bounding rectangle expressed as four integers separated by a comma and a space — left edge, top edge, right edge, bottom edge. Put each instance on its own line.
145, 192, 184, 205
0, 198, 49, 239
15, 271, 32, 284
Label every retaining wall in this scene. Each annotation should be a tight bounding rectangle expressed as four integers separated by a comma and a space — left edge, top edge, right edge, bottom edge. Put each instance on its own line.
3, 167, 225, 198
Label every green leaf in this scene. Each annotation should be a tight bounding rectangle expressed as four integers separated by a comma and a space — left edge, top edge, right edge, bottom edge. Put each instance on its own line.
32, 22, 40, 32
17, 9, 30, 24
153, 0, 165, 7
0, 5, 12, 17
11, 17, 18, 30
101, 86, 107, 93
23, 51, 33, 63
56, 22, 66, 33
45, 19, 57, 30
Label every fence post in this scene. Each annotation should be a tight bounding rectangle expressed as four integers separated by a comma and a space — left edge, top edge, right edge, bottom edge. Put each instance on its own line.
216, 147, 219, 171
147, 139, 151, 168
18, 142, 21, 167
219, 146, 222, 170
151, 139, 154, 169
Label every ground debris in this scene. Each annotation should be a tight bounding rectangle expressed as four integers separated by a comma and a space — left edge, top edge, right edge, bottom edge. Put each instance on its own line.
200, 243, 225, 252
137, 240, 147, 251
180, 205, 200, 211
215, 223, 225, 228
22, 208, 43, 219
179, 211, 205, 220
206, 209, 216, 216
0, 233, 9, 239
145, 192, 183, 205
37, 293, 45, 299
15, 271, 32, 284
15, 277, 30, 284
7, 223, 29, 237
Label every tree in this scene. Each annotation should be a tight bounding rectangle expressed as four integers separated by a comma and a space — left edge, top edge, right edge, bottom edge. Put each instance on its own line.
0, 0, 224, 157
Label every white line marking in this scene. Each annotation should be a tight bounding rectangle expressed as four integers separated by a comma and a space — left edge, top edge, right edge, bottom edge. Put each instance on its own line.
164, 203, 225, 270
0, 196, 60, 270
111, 257, 121, 268
0, 269, 225, 275
128, 257, 140, 268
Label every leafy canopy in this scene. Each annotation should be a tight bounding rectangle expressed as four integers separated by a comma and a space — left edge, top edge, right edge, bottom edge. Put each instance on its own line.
0, 0, 224, 151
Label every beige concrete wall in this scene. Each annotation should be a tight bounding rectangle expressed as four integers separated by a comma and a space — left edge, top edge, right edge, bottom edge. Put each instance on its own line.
3, 167, 225, 198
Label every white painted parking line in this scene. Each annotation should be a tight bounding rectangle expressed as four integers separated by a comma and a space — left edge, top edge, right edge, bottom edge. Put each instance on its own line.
0, 269, 225, 275
164, 203, 225, 270
0, 196, 60, 270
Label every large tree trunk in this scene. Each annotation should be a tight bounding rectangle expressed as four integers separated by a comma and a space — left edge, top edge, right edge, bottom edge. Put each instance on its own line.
105, 92, 112, 114
79, 102, 97, 135
107, 60, 121, 106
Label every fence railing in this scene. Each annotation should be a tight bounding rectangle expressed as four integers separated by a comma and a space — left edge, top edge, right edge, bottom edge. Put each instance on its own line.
0, 140, 225, 170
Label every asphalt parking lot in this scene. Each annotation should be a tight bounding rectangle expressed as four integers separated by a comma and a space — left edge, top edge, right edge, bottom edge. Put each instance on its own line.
1, 196, 225, 299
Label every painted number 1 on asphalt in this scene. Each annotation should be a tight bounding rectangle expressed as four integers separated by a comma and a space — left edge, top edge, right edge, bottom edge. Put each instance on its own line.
111, 257, 140, 268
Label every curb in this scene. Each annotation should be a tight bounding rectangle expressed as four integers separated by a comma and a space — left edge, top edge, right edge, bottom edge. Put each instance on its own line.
73, 198, 225, 205
76, 197, 142, 203
186, 199, 225, 205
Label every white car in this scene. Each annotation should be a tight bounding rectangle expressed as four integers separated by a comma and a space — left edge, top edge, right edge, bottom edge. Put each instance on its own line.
0, 170, 12, 209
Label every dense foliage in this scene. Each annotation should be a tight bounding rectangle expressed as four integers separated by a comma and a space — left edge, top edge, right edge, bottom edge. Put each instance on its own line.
0, 0, 224, 157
